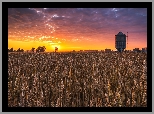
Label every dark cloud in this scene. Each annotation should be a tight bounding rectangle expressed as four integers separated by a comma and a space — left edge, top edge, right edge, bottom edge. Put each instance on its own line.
8, 8, 147, 44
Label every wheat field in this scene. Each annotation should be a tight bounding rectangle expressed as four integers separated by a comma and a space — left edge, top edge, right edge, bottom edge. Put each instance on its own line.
8, 51, 147, 107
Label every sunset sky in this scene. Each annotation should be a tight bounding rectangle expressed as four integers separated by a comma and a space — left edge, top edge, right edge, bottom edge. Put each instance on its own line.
8, 8, 147, 52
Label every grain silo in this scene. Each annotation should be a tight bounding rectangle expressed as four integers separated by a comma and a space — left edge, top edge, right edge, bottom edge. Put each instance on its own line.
115, 32, 128, 52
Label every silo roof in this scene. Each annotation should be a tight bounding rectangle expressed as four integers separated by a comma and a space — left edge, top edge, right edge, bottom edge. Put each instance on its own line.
118, 32, 123, 35
117, 32, 124, 35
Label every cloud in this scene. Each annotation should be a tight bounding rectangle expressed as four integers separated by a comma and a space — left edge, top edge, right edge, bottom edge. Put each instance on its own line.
8, 8, 147, 44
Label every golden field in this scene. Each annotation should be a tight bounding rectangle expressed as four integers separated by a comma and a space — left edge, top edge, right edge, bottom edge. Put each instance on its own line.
8, 51, 147, 107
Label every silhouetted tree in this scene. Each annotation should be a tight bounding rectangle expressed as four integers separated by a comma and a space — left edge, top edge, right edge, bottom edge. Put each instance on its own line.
55, 47, 58, 52
31, 47, 35, 52
17, 48, 21, 52
36, 46, 46, 53
8, 48, 14, 52
8, 49, 11, 52
15, 48, 24, 52
8, 48, 24, 52
20, 49, 24, 52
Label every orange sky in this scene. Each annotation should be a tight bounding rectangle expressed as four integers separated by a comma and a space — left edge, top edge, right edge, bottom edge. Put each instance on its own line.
8, 33, 147, 52
8, 8, 147, 52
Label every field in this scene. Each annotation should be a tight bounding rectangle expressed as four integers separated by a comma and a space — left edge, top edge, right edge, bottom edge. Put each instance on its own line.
8, 51, 147, 107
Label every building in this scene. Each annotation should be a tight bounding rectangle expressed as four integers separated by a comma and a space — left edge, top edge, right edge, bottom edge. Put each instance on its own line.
142, 47, 147, 53
115, 32, 127, 52
105, 49, 111, 52
133, 48, 141, 52
100, 50, 105, 52
84, 50, 98, 52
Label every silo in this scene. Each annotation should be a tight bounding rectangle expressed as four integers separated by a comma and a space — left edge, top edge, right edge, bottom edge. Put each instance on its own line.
115, 32, 126, 52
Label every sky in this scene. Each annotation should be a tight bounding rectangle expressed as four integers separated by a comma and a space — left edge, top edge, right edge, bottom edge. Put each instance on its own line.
8, 8, 147, 52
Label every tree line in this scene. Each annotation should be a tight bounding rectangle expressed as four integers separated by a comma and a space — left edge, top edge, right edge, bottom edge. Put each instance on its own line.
8, 46, 46, 52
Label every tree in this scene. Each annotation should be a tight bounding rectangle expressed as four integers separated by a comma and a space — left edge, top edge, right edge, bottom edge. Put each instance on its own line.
17, 48, 21, 52
55, 47, 58, 52
36, 46, 46, 53
31, 47, 35, 52
8, 48, 24, 52
8, 48, 13, 52
16, 48, 24, 52
20, 49, 24, 52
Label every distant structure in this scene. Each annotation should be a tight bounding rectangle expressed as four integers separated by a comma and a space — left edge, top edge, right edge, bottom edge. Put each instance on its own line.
115, 32, 128, 52
133, 48, 140, 52
105, 49, 111, 52
142, 47, 147, 53
84, 50, 98, 52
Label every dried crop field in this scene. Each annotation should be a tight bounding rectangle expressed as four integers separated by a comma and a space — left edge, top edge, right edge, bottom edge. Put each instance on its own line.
8, 51, 147, 107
